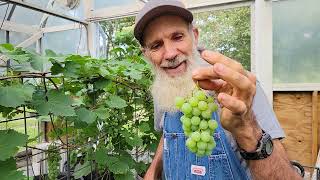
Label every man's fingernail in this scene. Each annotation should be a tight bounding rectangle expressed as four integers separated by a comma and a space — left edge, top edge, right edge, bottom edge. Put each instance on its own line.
202, 50, 208, 58
214, 63, 224, 74
218, 93, 224, 101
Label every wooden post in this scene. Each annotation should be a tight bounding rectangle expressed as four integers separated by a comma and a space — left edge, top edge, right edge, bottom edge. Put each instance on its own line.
312, 91, 318, 165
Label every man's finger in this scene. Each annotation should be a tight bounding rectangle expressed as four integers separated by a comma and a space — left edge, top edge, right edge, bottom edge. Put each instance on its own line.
193, 63, 254, 92
217, 93, 247, 115
200, 50, 246, 75
196, 79, 226, 91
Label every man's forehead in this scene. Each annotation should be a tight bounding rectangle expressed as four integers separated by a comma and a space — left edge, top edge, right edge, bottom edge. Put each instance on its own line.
143, 15, 190, 42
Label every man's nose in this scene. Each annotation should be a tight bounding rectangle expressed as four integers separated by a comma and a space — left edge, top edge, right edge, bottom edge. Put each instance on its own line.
164, 44, 178, 61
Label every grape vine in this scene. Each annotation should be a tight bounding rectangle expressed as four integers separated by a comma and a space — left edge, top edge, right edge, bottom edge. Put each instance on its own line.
47, 144, 61, 180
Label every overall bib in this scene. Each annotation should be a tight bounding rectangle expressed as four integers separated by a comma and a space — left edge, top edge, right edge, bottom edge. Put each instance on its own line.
163, 111, 250, 180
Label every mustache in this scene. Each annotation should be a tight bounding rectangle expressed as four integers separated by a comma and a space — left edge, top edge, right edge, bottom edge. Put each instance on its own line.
159, 55, 188, 68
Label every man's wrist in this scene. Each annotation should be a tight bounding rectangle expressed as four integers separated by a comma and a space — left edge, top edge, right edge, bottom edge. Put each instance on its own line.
234, 126, 263, 152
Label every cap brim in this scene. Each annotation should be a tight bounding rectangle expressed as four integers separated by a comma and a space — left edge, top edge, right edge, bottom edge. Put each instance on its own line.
134, 5, 193, 45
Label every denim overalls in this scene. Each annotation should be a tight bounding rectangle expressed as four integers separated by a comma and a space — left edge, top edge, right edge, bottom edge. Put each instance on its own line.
163, 111, 250, 180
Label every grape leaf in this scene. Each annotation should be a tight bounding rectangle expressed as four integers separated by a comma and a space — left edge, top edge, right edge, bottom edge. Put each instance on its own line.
0, 85, 34, 107
0, 129, 28, 161
75, 108, 97, 124
125, 135, 143, 147
31, 90, 75, 116
73, 161, 92, 179
50, 62, 64, 75
114, 171, 134, 180
139, 122, 150, 132
124, 70, 142, 80
106, 95, 127, 108
106, 156, 129, 174
29, 54, 48, 71
0, 43, 14, 52
45, 49, 57, 57
0, 158, 26, 180
94, 107, 110, 119
95, 147, 108, 166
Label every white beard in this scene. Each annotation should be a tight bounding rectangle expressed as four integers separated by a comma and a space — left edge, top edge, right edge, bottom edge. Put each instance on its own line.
150, 47, 205, 112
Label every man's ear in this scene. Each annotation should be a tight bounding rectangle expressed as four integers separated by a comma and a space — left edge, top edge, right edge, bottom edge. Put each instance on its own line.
192, 27, 199, 45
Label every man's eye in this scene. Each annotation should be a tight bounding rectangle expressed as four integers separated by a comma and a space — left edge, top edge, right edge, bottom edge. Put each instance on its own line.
173, 34, 183, 41
151, 43, 161, 50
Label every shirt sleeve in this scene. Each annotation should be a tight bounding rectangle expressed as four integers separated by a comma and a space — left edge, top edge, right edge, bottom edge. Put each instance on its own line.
252, 81, 286, 139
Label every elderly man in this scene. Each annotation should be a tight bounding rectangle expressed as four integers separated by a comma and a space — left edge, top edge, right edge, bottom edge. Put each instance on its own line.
134, 0, 301, 179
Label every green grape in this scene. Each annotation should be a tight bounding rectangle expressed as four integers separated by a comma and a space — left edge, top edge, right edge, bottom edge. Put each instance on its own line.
195, 90, 206, 101
180, 115, 187, 122
191, 131, 201, 142
182, 124, 191, 132
198, 101, 208, 111
191, 116, 200, 126
207, 96, 214, 103
181, 103, 192, 114
191, 125, 199, 131
205, 150, 212, 156
199, 120, 208, 130
192, 107, 201, 117
197, 141, 207, 150
208, 120, 218, 130
185, 113, 193, 118
189, 146, 197, 153
208, 102, 218, 112
189, 97, 199, 107
182, 117, 192, 127
185, 130, 192, 137
186, 138, 197, 148
201, 109, 212, 119
207, 140, 216, 150
200, 131, 211, 142
175, 96, 185, 109
175, 88, 219, 157
197, 150, 206, 157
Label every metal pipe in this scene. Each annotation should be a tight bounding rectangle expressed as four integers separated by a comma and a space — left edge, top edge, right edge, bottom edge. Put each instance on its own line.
0, 0, 88, 26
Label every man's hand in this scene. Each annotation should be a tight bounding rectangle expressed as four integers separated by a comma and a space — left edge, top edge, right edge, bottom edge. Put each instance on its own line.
192, 50, 262, 152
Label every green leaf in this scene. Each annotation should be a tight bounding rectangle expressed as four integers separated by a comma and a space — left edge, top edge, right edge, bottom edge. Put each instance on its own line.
139, 122, 150, 132
45, 49, 57, 57
95, 147, 108, 166
0, 158, 26, 180
31, 90, 75, 116
0, 129, 28, 161
73, 161, 92, 179
114, 171, 134, 180
106, 156, 129, 174
75, 108, 97, 124
6, 54, 30, 64
51, 62, 64, 75
106, 95, 127, 109
29, 54, 47, 71
125, 135, 143, 147
124, 70, 142, 80
0, 85, 34, 107
0, 43, 14, 52
93, 79, 111, 90
94, 107, 110, 119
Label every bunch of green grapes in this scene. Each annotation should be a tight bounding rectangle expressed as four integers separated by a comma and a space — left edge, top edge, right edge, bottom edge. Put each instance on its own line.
47, 144, 61, 180
175, 89, 219, 157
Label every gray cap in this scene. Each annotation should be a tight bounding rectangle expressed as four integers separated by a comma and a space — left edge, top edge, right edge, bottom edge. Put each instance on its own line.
134, 0, 193, 45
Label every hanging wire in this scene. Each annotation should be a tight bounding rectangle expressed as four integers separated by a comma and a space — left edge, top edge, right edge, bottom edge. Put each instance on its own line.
0, 3, 9, 30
